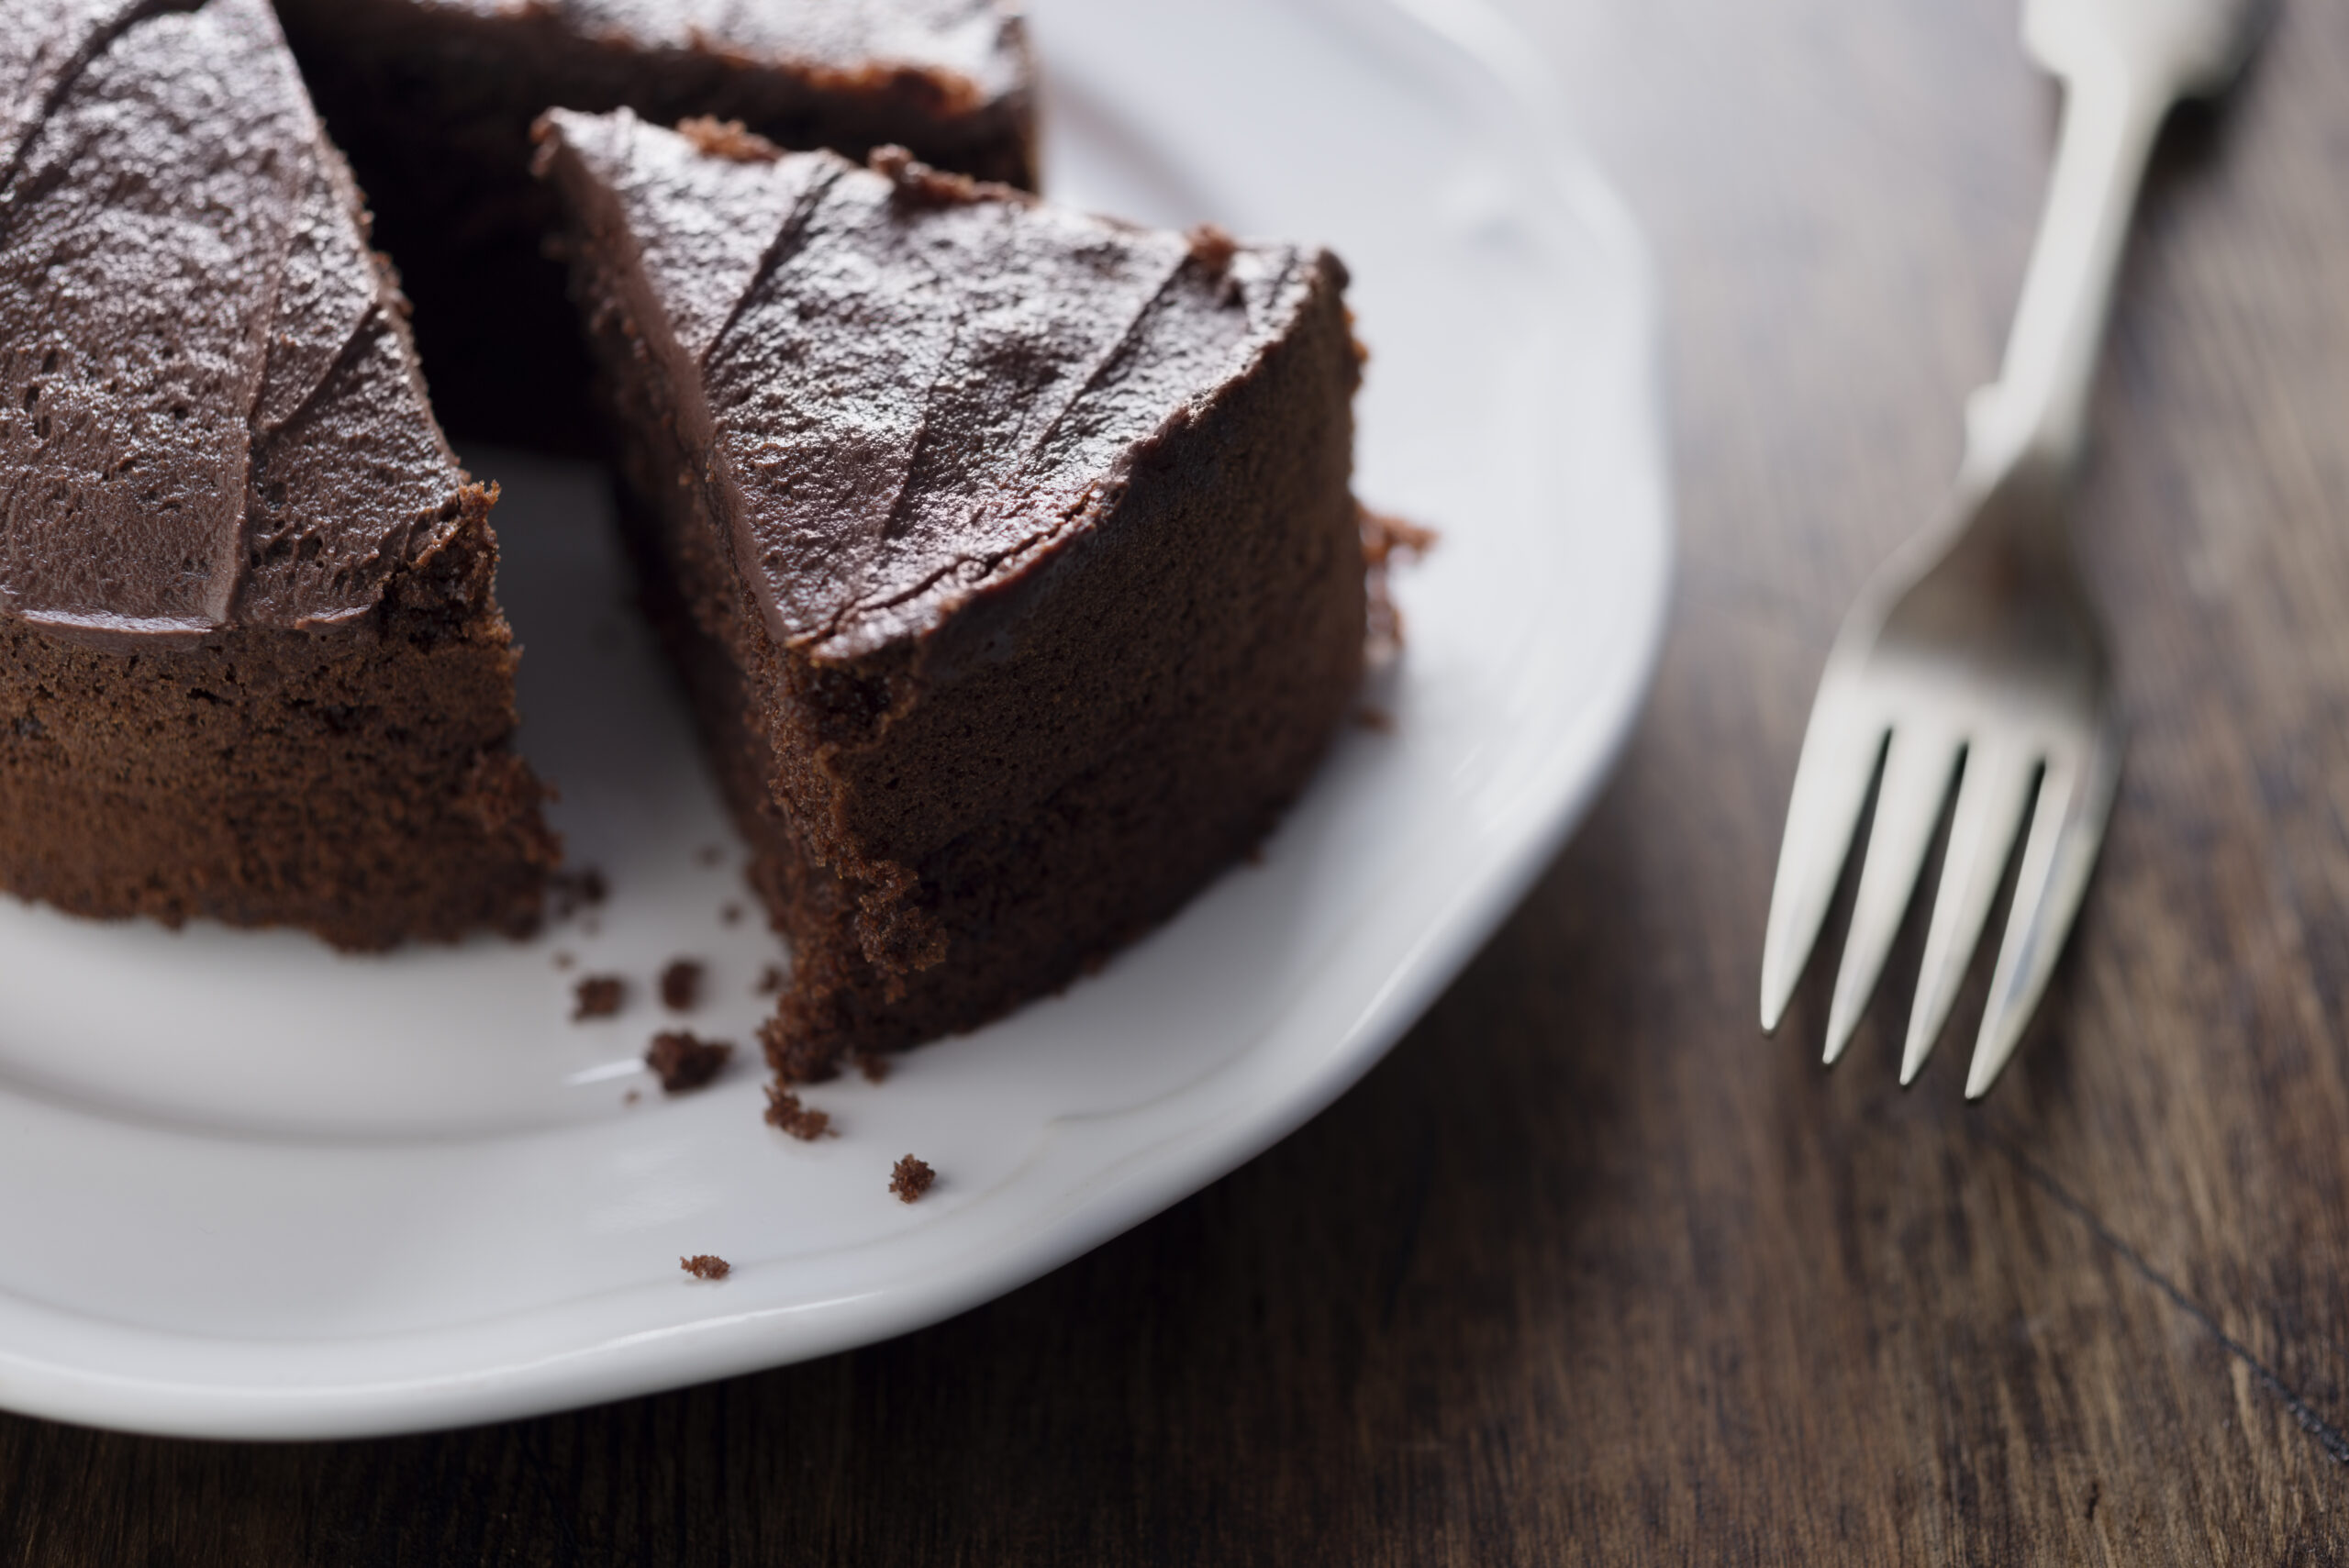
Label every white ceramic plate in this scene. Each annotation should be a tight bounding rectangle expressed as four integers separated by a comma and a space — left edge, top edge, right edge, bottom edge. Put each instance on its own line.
0, 0, 1668, 1440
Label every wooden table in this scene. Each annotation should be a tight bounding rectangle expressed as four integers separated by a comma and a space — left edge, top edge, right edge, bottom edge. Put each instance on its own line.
8, 0, 2348, 1560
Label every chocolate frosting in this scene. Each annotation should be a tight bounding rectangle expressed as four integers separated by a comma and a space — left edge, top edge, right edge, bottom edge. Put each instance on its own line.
541, 109, 1334, 662
412, 0, 1026, 110
0, 0, 465, 650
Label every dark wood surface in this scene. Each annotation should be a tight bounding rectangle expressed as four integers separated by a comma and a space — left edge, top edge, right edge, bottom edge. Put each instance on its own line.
8, 0, 2349, 1560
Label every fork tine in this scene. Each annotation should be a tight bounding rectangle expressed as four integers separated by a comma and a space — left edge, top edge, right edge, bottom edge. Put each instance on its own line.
1898, 740, 2035, 1084
1821, 728, 1960, 1065
1760, 690, 1884, 1034
1964, 706, 2124, 1098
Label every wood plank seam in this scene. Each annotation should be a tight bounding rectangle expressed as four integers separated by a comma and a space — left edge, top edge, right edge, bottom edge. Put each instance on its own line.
1982, 1123, 2349, 1468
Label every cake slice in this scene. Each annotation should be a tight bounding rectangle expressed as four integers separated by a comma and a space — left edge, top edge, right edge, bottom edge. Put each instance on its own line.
274, 0, 1037, 449
0, 0, 556, 950
534, 112, 1366, 1080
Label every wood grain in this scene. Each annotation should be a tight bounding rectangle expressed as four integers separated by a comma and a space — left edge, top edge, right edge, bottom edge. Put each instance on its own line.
7, 0, 2349, 1560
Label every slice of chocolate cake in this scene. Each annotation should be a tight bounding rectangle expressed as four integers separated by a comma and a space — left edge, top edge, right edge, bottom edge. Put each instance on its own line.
535, 112, 1365, 1081
0, 0, 556, 950
274, 0, 1037, 450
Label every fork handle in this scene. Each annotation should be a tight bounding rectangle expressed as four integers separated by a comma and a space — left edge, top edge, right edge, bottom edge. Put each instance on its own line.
1963, 55, 2171, 490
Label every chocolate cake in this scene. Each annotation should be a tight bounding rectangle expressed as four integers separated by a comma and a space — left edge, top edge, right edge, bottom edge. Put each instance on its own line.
274, 0, 1037, 449
534, 112, 1366, 1081
0, 0, 555, 949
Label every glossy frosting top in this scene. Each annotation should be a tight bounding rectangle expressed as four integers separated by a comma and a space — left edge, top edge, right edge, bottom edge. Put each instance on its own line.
541, 108, 1336, 662
0, 0, 464, 650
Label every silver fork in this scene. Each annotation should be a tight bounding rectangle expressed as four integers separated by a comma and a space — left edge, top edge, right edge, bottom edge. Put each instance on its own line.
1758, 0, 2270, 1098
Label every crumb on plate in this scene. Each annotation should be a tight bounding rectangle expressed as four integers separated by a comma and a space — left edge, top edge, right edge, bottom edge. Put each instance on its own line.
890, 1155, 936, 1204
572, 975, 625, 1020
764, 1085, 833, 1140
647, 1030, 732, 1093
550, 866, 608, 917
659, 958, 705, 1012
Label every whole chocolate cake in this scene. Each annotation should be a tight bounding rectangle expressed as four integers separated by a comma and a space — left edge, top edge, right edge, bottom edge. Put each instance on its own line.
534, 111, 1366, 1080
275, 0, 1037, 449
0, 0, 557, 950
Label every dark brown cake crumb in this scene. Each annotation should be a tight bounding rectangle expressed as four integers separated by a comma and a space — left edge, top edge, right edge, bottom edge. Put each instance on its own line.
755, 964, 785, 995
1353, 706, 1396, 733
890, 1155, 936, 1204
763, 1085, 833, 1140
857, 1051, 893, 1084
695, 844, 724, 868
1186, 222, 1238, 273
659, 959, 705, 1012
720, 903, 744, 926
550, 866, 609, 917
623, 1088, 641, 1105
1361, 506, 1439, 666
869, 144, 1023, 209
1360, 506, 1438, 568
681, 1254, 730, 1281
676, 116, 781, 163
573, 975, 625, 1020
647, 1030, 732, 1093
552, 950, 576, 970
